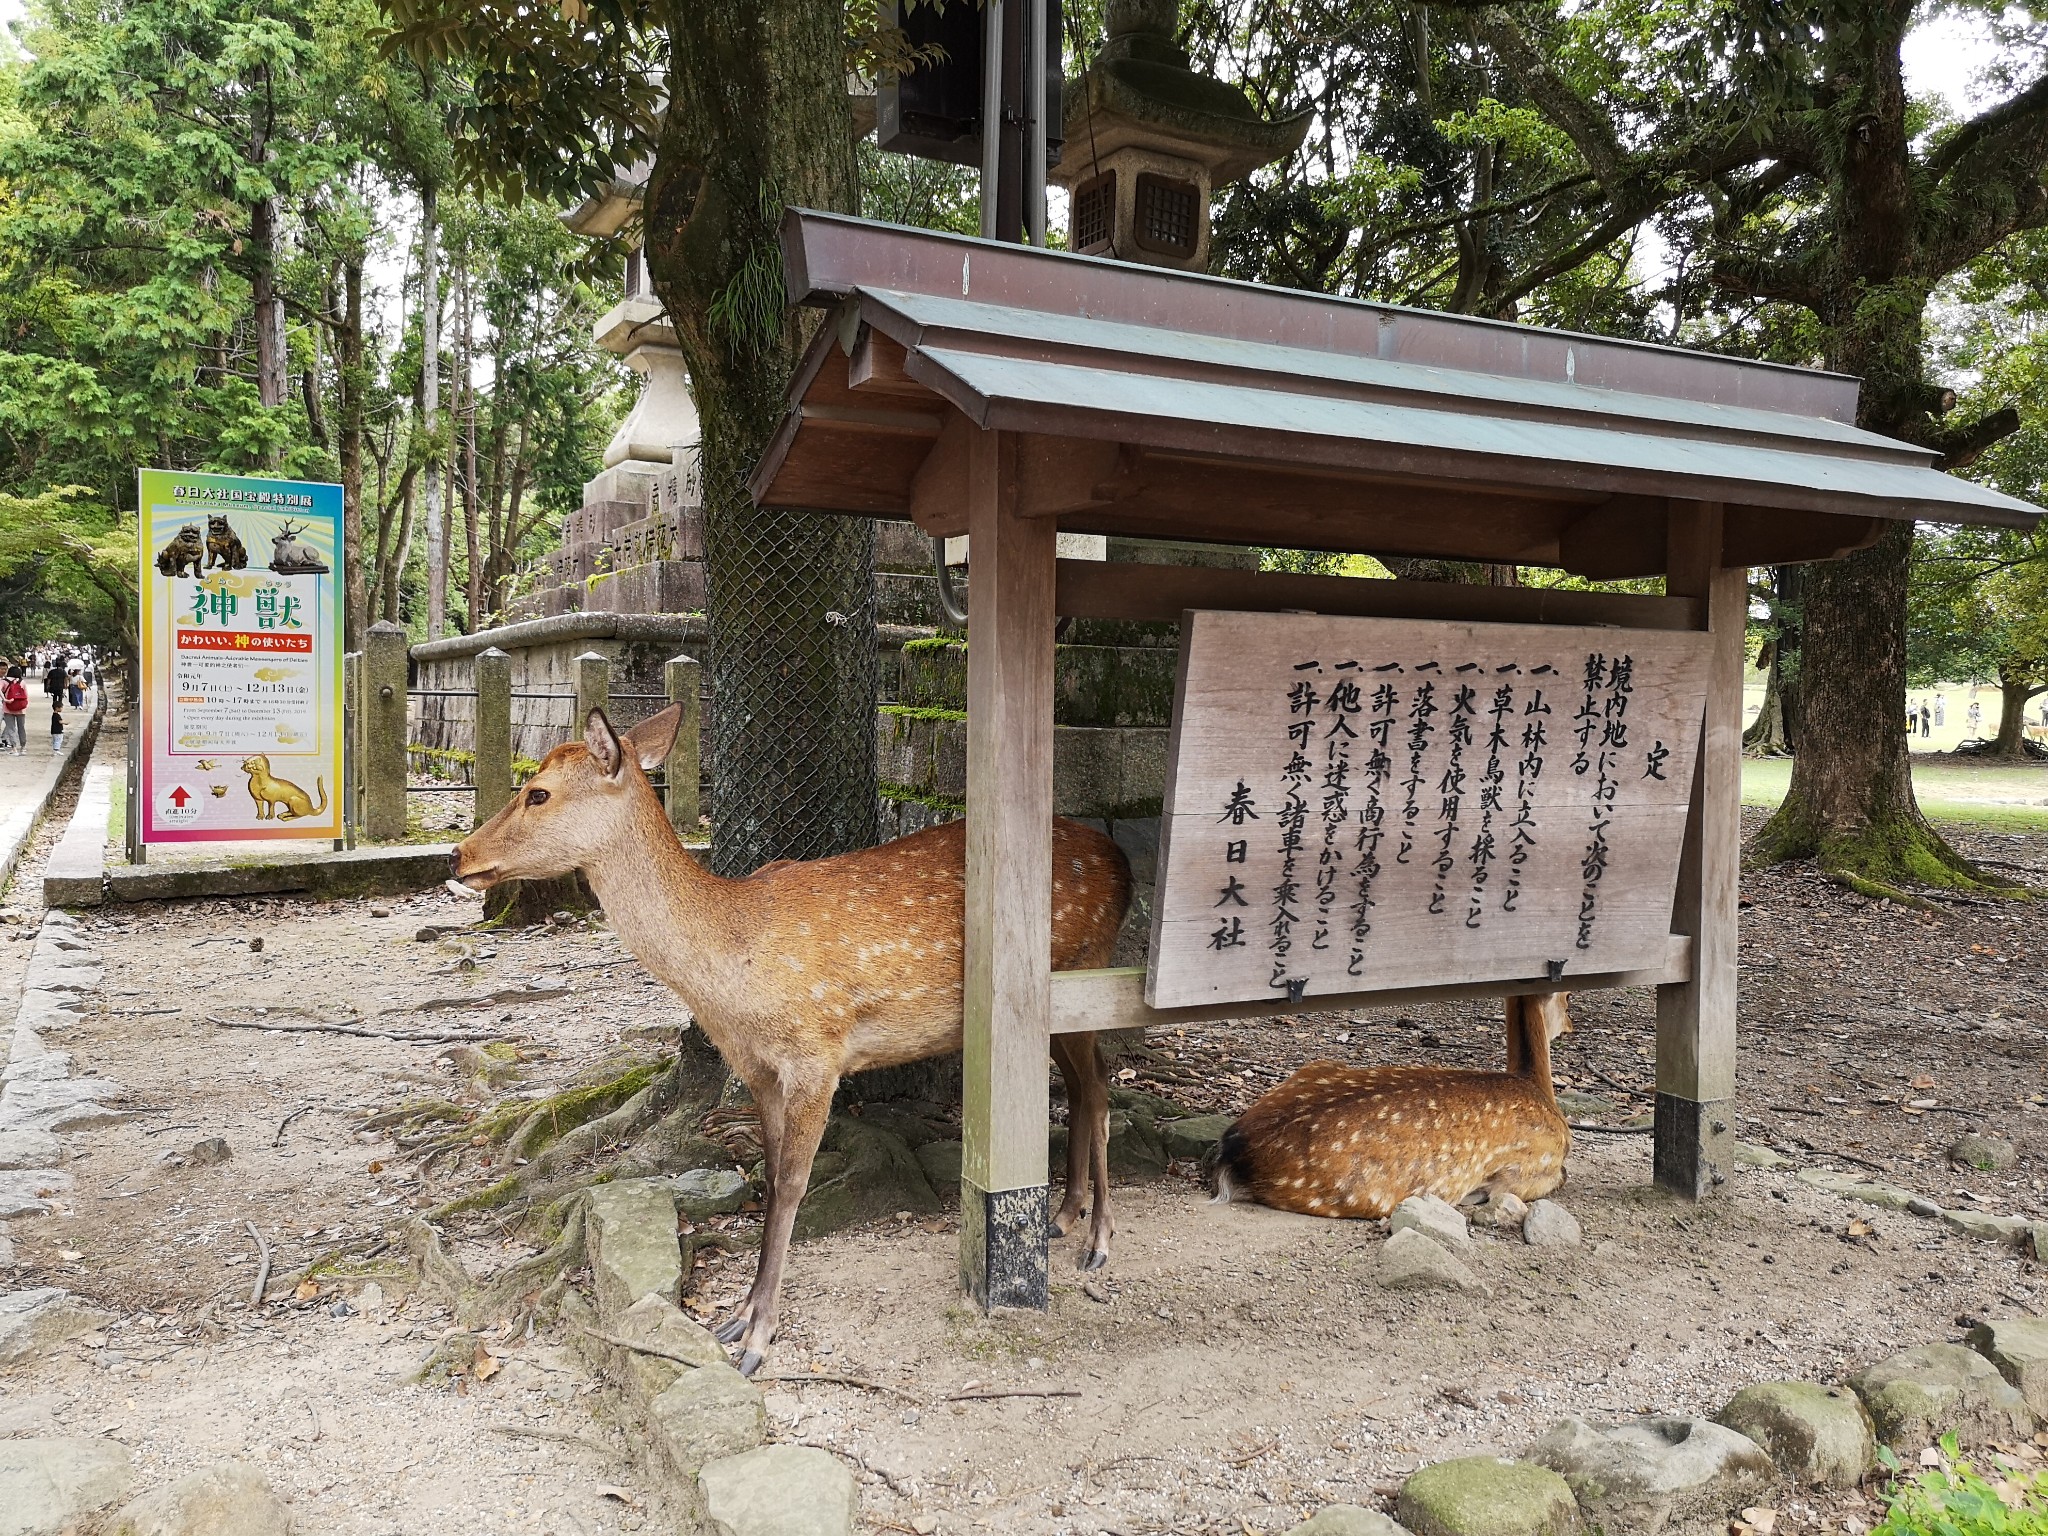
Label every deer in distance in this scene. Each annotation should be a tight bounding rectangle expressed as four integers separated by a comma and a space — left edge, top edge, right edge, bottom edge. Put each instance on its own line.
449, 706, 1132, 1375
1211, 992, 1572, 1219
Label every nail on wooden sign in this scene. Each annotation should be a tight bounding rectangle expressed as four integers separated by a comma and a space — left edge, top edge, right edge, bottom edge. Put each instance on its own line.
1147, 610, 1711, 1009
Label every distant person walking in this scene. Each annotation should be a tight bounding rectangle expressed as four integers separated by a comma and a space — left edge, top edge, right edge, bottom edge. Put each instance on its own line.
1968, 699, 1983, 737
42, 654, 66, 707
66, 670, 83, 710
1934, 695, 1946, 728
48, 696, 64, 754
1919, 703, 1931, 738
0, 666, 28, 755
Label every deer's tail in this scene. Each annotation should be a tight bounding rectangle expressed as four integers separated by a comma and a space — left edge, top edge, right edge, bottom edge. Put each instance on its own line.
312, 776, 327, 815
1209, 1121, 1254, 1204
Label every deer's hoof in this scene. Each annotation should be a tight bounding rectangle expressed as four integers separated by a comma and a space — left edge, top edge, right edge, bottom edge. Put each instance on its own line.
1077, 1247, 1109, 1272
714, 1315, 749, 1346
738, 1348, 766, 1378
1047, 1215, 1070, 1239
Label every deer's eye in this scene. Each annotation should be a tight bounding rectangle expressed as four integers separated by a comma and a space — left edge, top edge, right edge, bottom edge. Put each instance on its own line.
525, 787, 550, 807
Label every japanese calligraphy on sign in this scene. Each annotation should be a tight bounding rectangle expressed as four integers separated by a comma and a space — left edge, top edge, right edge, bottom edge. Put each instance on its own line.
137, 469, 343, 842
1147, 611, 1710, 1009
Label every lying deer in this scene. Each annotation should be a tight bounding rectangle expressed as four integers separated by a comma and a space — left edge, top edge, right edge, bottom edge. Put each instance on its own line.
1212, 993, 1572, 1218
448, 707, 1132, 1374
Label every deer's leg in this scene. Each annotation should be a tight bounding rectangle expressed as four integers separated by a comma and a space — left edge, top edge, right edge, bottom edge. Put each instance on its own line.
715, 1078, 788, 1346
1049, 1034, 1089, 1240
733, 1071, 834, 1377
1051, 1033, 1113, 1270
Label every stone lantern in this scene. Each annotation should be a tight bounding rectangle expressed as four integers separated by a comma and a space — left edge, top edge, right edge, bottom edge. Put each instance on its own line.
1052, 0, 1310, 272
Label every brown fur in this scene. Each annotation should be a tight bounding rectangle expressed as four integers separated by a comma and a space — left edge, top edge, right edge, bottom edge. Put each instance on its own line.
1214, 993, 1571, 1218
449, 707, 1132, 1373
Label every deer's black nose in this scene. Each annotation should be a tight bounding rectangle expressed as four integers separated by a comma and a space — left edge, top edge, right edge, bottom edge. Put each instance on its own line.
448, 850, 463, 877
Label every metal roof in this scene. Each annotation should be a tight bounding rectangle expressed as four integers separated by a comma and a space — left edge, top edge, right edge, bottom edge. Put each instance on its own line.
752, 211, 2040, 573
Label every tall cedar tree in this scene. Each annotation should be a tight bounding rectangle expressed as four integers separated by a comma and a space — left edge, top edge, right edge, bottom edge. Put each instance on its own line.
384, 0, 880, 875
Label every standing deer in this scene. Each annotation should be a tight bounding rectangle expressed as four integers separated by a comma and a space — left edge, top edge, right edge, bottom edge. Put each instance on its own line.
449, 706, 1132, 1374
1212, 992, 1572, 1218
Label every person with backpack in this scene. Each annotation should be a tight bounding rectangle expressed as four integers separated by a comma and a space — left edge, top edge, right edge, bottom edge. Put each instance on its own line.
0, 667, 27, 754
48, 695, 64, 753
42, 654, 66, 705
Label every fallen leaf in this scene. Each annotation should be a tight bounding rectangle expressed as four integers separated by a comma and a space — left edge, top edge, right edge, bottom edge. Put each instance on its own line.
1911, 1075, 1937, 1090
293, 1280, 321, 1303
1847, 1219, 1873, 1238
595, 1486, 641, 1508
472, 1345, 502, 1382
1741, 1508, 1779, 1536
367, 1160, 384, 1174
1921, 1446, 1945, 1467
57, 1249, 83, 1263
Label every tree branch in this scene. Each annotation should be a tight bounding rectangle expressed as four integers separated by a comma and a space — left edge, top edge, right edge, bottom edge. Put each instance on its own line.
1928, 72, 2048, 183
1931, 407, 2022, 471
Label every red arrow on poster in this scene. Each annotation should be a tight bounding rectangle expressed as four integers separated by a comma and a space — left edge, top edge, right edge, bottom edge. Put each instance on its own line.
169, 786, 191, 807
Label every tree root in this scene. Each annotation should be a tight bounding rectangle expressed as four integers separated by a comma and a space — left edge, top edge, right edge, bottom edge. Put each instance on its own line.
1749, 801, 2039, 907
399, 1199, 590, 1331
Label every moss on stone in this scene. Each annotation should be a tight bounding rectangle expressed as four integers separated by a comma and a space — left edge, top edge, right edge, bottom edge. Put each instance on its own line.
879, 703, 970, 723
879, 779, 967, 814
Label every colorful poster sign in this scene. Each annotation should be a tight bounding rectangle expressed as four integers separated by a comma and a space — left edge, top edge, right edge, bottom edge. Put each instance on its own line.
137, 470, 344, 842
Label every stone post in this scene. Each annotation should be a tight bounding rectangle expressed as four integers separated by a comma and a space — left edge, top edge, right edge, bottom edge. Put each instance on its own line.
573, 651, 611, 737
663, 653, 702, 836
364, 621, 410, 843
473, 647, 513, 829
343, 651, 362, 849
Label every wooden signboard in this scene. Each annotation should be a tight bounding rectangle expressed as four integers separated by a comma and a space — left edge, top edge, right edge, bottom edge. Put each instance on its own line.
1147, 610, 1711, 1009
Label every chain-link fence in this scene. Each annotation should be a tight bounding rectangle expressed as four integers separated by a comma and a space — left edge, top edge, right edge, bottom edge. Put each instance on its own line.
703, 502, 880, 878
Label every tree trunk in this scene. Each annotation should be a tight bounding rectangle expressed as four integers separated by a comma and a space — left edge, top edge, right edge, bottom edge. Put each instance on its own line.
460, 258, 483, 633
649, 0, 877, 877
1985, 672, 2040, 760
340, 258, 368, 649
382, 470, 418, 624
248, 63, 287, 415
1743, 566, 1801, 755
421, 184, 446, 639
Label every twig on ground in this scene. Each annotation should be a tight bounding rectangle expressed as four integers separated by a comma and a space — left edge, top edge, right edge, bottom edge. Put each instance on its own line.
274, 1104, 316, 1146
209, 1015, 500, 1045
573, 1324, 704, 1370
1224, 1436, 1280, 1467
107, 1006, 181, 1016
141, 1123, 200, 1137
795, 1439, 916, 1496
944, 1387, 1082, 1403
486, 1421, 613, 1455
754, 1371, 923, 1404
1568, 1122, 1654, 1135
244, 1221, 272, 1307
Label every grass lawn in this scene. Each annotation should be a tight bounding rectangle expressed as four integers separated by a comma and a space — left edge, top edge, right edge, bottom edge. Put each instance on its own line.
1741, 754, 2048, 831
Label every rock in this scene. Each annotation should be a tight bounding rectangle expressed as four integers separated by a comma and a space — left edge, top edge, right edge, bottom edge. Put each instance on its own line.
0, 1397, 63, 1437
1849, 1343, 2037, 1450
1108, 1085, 1187, 1121
1529, 1416, 1773, 1532
1949, 1133, 2017, 1172
1107, 1109, 1170, 1178
1286, 1506, 1413, 1535
1843, 1183, 1918, 1213
356, 1283, 384, 1313
914, 1139, 962, 1192
105, 1462, 291, 1536
0, 1436, 134, 1536
667, 1168, 750, 1222
1552, 1091, 1613, 1118
1715, 1381, 1875, 1488
0, 1230, 11, 1265
1796, 1168, 1864, 1194
645, 1365, 768, 1480
0, 1287, 112, 1367
1469, 1193, 1528, 1231
606, 1295, 730, 1404
698, 1445, 856, 1536
585, 1179, 682, 1320
795, 1119, 939, 1240
1161, 1113, 1233, 1161
1968, 1318, 2048, 1419
1940, 1208, 2032, 1246
187, 1138, 232, 1166
1732, 1142, 1789, 1170
1379, 1228, 1486, 1296
1394, 1456, 1578, 1536
1391, 1194, 1471, 1249
1522, 1201, 1581, 1248
1908, 1197, 1944, 1219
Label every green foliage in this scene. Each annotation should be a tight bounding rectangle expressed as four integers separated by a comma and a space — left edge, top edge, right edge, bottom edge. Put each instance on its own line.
1874, 1434, 2048, 1534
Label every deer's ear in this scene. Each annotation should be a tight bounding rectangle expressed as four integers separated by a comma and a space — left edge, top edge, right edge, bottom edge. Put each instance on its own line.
584, 709, 626, 778
622, 704, 683, 772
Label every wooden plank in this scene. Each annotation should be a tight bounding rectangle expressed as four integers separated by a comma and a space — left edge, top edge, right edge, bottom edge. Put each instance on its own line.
1051, 939, 1691, 1034
1557, 498, 1669, 579
1654, 501, 1743, 1199
1147, 610, 1711, 1009
1053, 559, 1704, 631
960, 426, 1055, 1309
909, 414, 974, 535
1014, 434, 1133, 519
849, 327, 938, 398
1723, 506, 1885, 567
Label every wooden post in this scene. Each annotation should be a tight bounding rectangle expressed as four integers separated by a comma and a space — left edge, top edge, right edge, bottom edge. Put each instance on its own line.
342, 651, 360, 851
573, 650, 610, 734
663, 654, 702, 837
364, 621, 410, 843
473, 646, 513, 828
960, 427, 1056, 1310
1655, 502, 1744, 1198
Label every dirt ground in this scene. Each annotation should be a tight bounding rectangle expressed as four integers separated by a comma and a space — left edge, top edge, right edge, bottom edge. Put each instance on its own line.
2, 797, 2047, 1535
